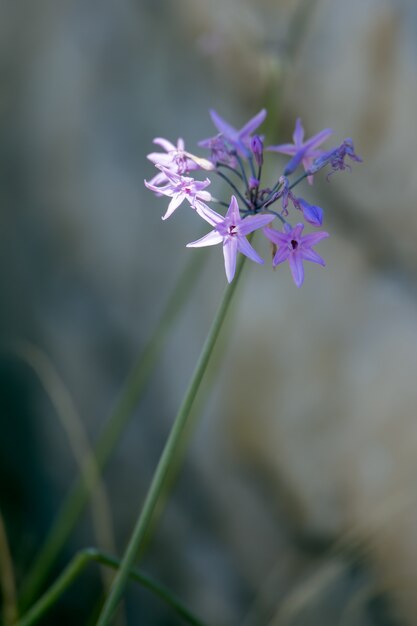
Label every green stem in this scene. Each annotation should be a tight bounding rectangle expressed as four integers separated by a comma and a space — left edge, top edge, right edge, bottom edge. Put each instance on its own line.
96, 252, 249, 625
14, 548, 207, 626
215, 171, 251, 210
217, 162, 244, 181
0, 509, 18, 625
288, 171, 309, 190
235, 154, 249, 189
247, 155, 256, 181
19, 254, 205, 610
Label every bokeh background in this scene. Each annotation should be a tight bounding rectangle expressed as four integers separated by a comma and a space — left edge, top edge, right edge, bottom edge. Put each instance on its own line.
1, 0, 417, 624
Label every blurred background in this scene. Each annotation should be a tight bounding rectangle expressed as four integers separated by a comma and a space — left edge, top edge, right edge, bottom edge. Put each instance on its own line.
1, 0, 417, 624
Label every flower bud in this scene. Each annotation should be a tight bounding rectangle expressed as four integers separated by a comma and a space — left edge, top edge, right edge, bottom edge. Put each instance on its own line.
250, 135, 264, 167
249, 176, 260, 190
297, 198, 324, 226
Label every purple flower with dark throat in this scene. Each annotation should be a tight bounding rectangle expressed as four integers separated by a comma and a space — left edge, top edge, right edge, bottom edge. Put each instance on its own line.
267, 118, 332, 184
187, 195, 274, 283
264, 223, 329, 287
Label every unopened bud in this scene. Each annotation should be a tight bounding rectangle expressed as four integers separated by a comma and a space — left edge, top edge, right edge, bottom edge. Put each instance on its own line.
250, 135, 264, 167
249, 176, 260, 190
298, 198, 324, 226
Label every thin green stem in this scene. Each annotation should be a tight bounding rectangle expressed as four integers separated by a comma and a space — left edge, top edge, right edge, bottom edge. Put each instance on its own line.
217, 162, 243, 181
288, 171, 309, 189
215, 171, 251, 209
247, 155, 256, 181
264, 208, 288, 226
96, 553, 207, 626
0, 509, 18, 625
258, 181, 283, 211
235, 154, 249, 189
16, 552, 88, 626
14, 548, 207, 626
96, 251, 249, 625
257, 164, 262, 182
19, 254, 205, 610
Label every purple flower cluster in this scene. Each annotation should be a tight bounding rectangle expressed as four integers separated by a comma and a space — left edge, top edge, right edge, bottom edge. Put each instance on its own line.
145, 110, 361, 287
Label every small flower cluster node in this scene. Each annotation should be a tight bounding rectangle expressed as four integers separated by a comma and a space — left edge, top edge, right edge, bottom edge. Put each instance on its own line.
145, 110, 361, 287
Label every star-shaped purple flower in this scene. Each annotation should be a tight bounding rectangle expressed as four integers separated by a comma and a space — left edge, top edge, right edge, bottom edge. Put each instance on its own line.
199, 109, 267, 159
267, 118, 332, 184
145, 167, 212, 220
264, 223, 329, 287
187, 195, 274, 283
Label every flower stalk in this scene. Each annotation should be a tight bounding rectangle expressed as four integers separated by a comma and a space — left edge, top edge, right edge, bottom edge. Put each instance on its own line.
96, 248, 249, 625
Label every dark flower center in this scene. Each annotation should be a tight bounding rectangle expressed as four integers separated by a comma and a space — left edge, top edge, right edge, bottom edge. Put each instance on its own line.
290, 239, 298, 250
229, 225, 237, 236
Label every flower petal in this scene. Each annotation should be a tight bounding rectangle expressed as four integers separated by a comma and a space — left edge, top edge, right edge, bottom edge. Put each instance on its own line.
194, 202, 224, 225
197, 136, 215, 149
301, 231, 329, 247
304, 128, 333, 151
292, 223, 305, 239
238, 109, 267, 138
185, 153, 216, 171
305, 149, 325, 159
266, 143, 297, 155
283, 150, 306, 176
223, 237, 238, 283
301, 156, 316, 184
292, 118, 304, 147
226, 195, 240, 224
147, 152, 175, 165
145, 173, 169, 189
237, 236, 264, 264
195, 190, 213, 202
300, 248, 326, 266
263, 227, 289, 245
186, 230, 223, 248
272, 246, 290, 266
153, 137, 176, 151
162, 193, 184, 220
156, 166, 181, 185
288, 252, 304, 287
193, 177, 212, 190
144, 179, 171, 195
209, 110, 238, 141
238, 213, 275, 235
